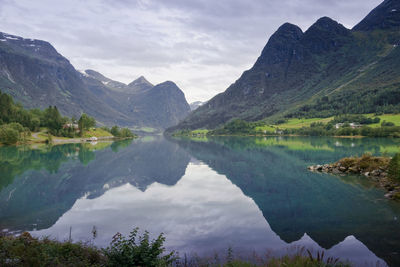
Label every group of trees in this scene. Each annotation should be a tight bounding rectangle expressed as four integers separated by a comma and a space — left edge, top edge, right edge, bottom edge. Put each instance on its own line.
203, 116, 400, 138
208, 119, 257, 135
0, 123, 29, 145
332, 114, 380, 125
0, 91, 139, 145
286, 88, 400, 119
0, 91, 98, 144
106, 126, 136, 138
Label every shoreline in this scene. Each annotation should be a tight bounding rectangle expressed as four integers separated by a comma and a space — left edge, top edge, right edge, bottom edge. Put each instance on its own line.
174, 133, 368, 138
308, 155, 400, 200
11, 136, 136, 147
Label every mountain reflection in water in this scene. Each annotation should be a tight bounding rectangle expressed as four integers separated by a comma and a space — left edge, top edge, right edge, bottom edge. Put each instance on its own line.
1, 136, 399, 266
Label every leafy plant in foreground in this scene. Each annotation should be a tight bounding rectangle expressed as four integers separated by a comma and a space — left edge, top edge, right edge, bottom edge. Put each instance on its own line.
104, 227, 177, 267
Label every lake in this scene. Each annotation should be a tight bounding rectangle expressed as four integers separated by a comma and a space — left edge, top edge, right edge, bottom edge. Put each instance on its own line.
0, 136, 399, 266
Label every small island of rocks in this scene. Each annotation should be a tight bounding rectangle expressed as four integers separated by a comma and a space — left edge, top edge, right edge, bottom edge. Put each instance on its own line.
308, 153, 400, 200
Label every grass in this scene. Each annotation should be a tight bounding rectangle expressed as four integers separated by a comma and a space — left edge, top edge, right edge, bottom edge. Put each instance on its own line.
338, 153, 391, 172
0, 232, 351, 267
0, 232, 106, 266
30, 128, 114, 143
82, 128, 113, 138
192, 129, 209, 135
366, 114, 400, 128
177, 113, 399, 138
262, 114, 399, 131
254, 125, 276, 132
275, 117, 334, 129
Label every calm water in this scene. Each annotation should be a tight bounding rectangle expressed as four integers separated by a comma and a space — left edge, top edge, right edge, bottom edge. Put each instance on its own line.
1, 136, 400, 266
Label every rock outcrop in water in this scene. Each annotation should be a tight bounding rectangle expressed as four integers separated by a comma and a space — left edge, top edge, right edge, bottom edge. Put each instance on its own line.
308, 155, 400, 200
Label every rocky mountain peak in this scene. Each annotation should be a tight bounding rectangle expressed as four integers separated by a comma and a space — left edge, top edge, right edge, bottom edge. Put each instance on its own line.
0, 31, 65, 63
302, 17, 351, 54
353, 0, 400, 31
84, 69, 108, 81
256, 23, 303, 65
128, 76, 153, 88
309, 17, 349, 33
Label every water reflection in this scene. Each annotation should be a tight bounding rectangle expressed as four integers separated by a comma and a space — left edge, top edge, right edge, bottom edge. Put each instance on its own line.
33, 163, 385, 266
0, 138, 189, 231
0, 136, 399, 266
172, 136, 400, 266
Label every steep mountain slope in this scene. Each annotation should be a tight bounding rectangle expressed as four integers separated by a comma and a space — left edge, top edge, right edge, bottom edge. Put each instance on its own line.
0, 32, 130, 126
353, 0, 400, 31
131, 81, 191, 128
127, 76, 153, 93
81, 70, 190, 128
0, 33, 190, 129
83, 70, 153, 94
168, 0, 400, 132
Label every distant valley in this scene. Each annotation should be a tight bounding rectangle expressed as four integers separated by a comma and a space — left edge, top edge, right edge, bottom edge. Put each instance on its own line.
189, 101, 204, 111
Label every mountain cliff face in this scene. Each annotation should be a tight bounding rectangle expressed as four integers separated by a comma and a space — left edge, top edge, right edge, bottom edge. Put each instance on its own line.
81, 70, 190, 128
168, 0, 400, 132
0, 33, 190, 129
0, 32, 128, 125
189, 101, 204, 111
353, 0, 400, 31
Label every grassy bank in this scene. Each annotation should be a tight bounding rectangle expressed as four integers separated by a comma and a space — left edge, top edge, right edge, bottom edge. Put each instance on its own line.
173, 114, 400, 138
0, 231, 351, 267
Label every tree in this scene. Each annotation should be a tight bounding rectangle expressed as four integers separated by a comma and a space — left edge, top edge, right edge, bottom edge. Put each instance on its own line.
43, 106, 65, 135
110, 126, 120, 137
78, 114, 96, 135
0, 125, 19, 145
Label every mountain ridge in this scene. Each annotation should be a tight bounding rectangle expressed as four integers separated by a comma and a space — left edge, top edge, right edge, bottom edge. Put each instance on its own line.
167, 0, 400, 132
0, 33, 190, 129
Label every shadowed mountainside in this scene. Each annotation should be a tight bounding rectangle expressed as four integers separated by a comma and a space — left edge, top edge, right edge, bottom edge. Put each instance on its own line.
168, 0, 400, 132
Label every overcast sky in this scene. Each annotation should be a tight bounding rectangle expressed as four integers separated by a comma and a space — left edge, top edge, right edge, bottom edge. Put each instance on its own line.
0, 0, 382, 102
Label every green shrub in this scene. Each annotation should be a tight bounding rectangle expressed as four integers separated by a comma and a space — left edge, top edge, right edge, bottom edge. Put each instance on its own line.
388, 153, 400, 180
0, 232, 106, 266
110, 126, 136, 138
104, 227, 177, 267
0, 125, 20, 145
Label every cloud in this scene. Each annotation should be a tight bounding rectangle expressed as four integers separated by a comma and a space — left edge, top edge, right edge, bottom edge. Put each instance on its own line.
0, 0, 383, 102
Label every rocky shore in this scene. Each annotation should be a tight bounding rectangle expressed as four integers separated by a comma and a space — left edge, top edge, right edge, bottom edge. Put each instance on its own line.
308, 155, 400, 200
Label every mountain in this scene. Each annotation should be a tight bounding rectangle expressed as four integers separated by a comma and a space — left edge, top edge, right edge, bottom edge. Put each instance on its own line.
82, 69, 128, 92
83, 70, 153, 94
127, 76, 153, 93
0, 32, 131, 125
353, 0, 400, 31
168, 0, 400, 132
189, 101, 204, 111
0, 33, 190, 129
81, 70, 190, 128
